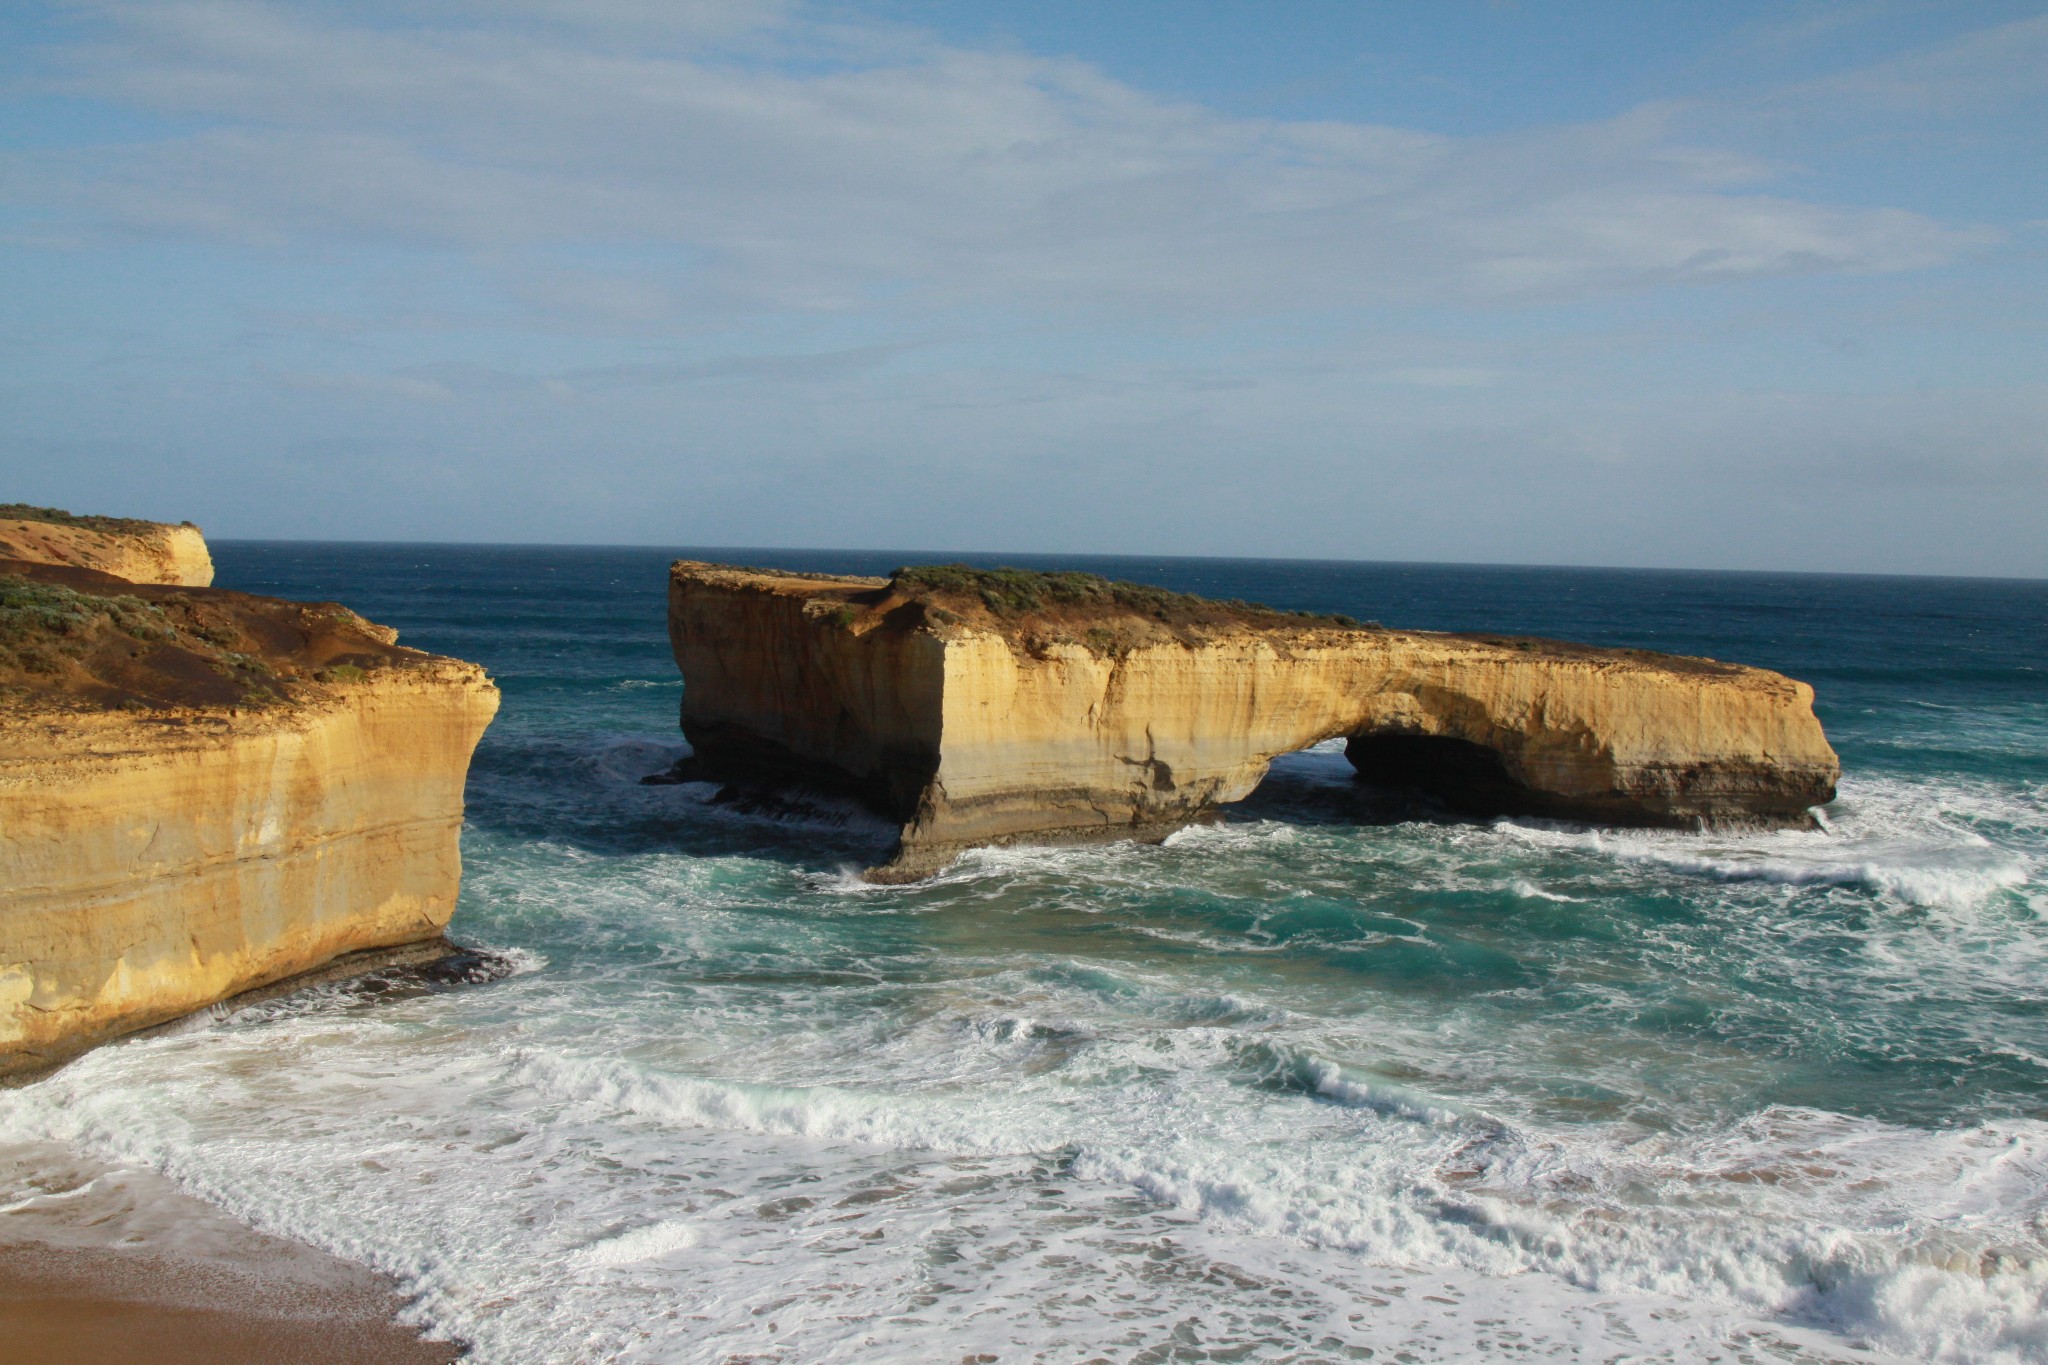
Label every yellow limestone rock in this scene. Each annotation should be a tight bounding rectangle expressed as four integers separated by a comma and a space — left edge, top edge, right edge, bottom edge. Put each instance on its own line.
0, 561, 497, 1074
0, 505, 215, 586
667, 562, 1840, 882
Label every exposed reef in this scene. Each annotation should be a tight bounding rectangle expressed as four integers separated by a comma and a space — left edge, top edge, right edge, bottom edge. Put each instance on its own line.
0, 549, 498, 1075
0, 504, 215, 586
667, 561, 1840, 882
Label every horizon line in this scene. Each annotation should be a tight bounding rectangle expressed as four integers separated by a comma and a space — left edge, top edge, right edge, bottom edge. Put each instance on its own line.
205, 536, 2048, 587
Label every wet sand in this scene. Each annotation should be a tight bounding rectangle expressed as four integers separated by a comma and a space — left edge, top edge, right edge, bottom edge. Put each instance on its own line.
0, 1141, 462, 1364
0, 1245, 461, 1364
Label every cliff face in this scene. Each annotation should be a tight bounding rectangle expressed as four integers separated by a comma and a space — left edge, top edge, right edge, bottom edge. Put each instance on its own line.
0, 505, 215, 586
668, 562, 1840, 881
667, 564, 946, 817
0, 561, 497, 1074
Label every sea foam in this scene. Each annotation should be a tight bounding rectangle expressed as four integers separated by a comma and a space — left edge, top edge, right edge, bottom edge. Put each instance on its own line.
5, 547, 2042, 1364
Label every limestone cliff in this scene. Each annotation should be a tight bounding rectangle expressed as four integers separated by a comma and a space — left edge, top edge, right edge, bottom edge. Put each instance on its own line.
0, 560, 498, 1075
667, 562, 1840, 881
0, 504, 215, 586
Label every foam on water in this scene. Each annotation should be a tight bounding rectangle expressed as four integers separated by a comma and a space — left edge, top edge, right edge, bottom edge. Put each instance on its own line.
574, 1220, 698, 1268
1485, 775, 2037, 911
4, 544, 2043, 1363
4, 966, 2040, 1362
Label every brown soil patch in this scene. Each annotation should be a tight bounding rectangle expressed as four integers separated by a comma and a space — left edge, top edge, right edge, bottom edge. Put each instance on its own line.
0, 560, 427, 714
767, 563, 1742, 673
813, 563, 1374, 655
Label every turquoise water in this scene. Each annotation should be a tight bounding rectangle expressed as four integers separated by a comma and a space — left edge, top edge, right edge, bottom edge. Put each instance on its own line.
4, 545, 2045, 1363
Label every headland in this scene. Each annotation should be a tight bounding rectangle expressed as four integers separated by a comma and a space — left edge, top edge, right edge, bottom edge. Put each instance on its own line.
666, 560, 1840, 881
0, 522, 499, 1076
0, 504, 214, 587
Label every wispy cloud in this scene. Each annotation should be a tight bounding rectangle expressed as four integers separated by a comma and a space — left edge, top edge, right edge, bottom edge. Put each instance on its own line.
1786, 11, 2048, 112
7, 0, 1995, 326
1373, 366, 1500, 389
6, 2, 2043, 574
266, 341, 912, 400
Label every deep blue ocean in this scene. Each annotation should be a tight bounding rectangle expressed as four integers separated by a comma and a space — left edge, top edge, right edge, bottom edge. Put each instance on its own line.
4, 544, 2044, 1363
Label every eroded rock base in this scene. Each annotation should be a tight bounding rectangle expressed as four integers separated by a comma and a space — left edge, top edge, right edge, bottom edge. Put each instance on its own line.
666, 561, 1842, 883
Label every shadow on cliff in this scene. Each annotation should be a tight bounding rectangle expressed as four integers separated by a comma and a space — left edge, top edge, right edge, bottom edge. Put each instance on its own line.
1232, 745, 1464, 832
461, 734, 902, 870
461, 733, 1491, 875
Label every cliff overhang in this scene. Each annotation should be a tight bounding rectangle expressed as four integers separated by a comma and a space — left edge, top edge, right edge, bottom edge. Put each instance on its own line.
666, 561, 1841, 882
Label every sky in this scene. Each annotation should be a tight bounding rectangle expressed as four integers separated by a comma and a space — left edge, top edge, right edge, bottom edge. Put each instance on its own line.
1, 1, 2044, 576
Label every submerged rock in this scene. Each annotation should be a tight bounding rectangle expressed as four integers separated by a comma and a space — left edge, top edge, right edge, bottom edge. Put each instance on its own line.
0, 543, 498, 1075
667, 561, 1840, 882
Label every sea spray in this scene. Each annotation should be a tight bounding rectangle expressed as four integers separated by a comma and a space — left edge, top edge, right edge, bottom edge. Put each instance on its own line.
2, 543, 2041, 1364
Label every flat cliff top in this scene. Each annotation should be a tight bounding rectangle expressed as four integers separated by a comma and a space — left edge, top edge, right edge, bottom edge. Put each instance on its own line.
0, 503, 184, 539
0, 503, 214, 586
673, 559, 1368, 642
0, 559, 468, 720
670, 559, 1753, 679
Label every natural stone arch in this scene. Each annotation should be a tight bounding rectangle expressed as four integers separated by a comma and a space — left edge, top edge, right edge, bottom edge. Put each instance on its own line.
667, 562, 1839, 882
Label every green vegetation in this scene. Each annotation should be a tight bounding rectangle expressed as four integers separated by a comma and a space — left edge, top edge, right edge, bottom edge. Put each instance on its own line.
0, 568, 407, 711
889, 563, 1364, 629
0, 577, 172, 673
893, 564, 1152, 616
825, 604, 858, 629
214, 649, 277, 678
0, 503, 168, 534
1083, 624, 1135, 654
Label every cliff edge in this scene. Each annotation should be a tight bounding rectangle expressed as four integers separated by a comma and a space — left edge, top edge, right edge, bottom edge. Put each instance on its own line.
0, 504, 215, 587
0, 559, 498, 1075
667, 561, 1840, 881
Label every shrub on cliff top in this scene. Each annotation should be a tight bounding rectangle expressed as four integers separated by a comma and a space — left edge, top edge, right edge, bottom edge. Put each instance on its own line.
0, 570, 410, 711
889, 563, 1365, 630
892, 564, 1123, 616
0, 503, 166, 534
0, 577, 169, 643
0, 576, 173, 672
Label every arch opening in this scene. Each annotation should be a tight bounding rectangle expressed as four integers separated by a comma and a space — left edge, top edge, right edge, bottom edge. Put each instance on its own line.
1341, 732, 1532, 820
1232, 737, 1424, 830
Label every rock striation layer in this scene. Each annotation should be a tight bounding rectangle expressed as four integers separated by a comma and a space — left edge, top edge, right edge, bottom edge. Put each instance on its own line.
667, 562, 1840, 881
0, 504, 215, 587
0, 558, 497, 1075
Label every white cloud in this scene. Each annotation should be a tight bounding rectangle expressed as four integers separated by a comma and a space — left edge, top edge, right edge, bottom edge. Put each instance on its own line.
1789, 12, 2048, 112
7, 3, 2042, 575
9, 0, 1993, 323
1374, 367, 1500, 389
267, 367, 456, 401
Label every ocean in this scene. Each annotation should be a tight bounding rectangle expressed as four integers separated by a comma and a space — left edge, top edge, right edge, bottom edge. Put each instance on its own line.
4, 543, 2045, 1363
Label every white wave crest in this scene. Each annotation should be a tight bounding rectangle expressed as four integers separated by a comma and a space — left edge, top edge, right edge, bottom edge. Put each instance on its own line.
513, 1050, 1057, 1156
575, 1219, 697, 1267
1613, 838, 2027, 909
1511, 878, 1585, 902
1495, 773, 2038, 910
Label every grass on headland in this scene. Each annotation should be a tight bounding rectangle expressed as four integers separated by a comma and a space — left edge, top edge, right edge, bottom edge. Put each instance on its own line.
0, 571, 376, 710
0, 577, 175, 674
0, 503, 193, 534
888, 563, 1367, 629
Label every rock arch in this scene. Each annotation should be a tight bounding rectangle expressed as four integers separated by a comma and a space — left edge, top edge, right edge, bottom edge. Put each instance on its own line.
667, 563, 1839, 882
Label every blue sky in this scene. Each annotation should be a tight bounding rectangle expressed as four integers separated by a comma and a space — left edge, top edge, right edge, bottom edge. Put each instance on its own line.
2, 1, 2044, 575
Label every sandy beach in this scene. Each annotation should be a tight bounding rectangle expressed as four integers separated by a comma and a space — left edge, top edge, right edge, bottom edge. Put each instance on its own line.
0, 1141, 460, 1364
